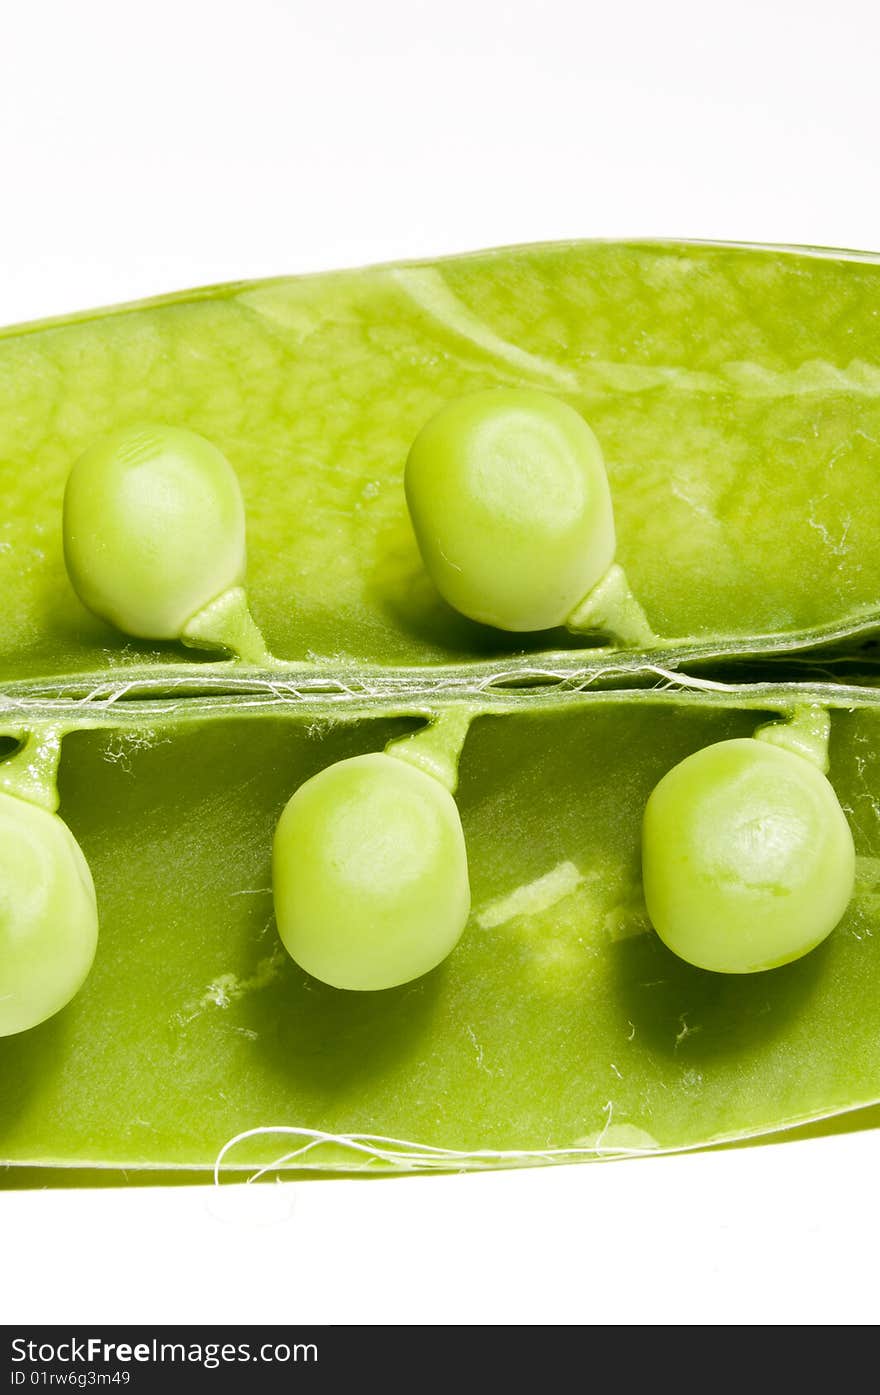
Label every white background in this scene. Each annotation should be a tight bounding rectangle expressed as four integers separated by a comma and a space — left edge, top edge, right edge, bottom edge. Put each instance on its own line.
2, 0, 879, 1327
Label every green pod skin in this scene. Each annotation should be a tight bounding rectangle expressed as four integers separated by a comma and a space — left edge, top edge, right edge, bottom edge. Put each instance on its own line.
273, 752, 470, 991
642, 738, 855, 974
4, 692, 880, 1174
405, 388, 616, 632
3, 242, 880, 684
0, 790, 99, 1037
63, 423, 246, 640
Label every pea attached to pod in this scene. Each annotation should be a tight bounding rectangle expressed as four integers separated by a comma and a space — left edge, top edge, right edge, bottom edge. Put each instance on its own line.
63, 423, 272, 664
273, 713, 473, 992
404, 388, 655, 646
641, 709, 855, 974
0, 734, 99, 1037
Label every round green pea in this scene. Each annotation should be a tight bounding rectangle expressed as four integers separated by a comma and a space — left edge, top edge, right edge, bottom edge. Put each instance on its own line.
273, 753, 470, 991
0, 792, 99, 1036
642, 738, 855, 974
405, 388, 616, 632
63, 423, 246, 639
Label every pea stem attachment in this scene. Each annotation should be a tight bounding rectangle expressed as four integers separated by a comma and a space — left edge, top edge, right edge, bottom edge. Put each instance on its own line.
754, 705, 831, 772
385, 707, 477, 794
0, 728, 63, 812
566, 564, 657, 648
181, 587, 277, 666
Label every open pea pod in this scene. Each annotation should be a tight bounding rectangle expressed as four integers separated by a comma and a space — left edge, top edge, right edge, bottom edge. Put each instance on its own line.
2, 683, 880, 1178
4, 240, 880, 1184
2, 239, 880, 694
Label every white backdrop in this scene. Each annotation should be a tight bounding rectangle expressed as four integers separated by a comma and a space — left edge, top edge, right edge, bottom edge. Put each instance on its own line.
2, 0, 878, 326
2, 0, 879, 1326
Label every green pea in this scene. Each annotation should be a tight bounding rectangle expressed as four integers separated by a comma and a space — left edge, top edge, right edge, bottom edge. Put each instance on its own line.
405, 388, 616, 633
642, 738, 855, 974
0, 791, 99, 1036
63, 424, 246, 641
273, 752, 470, 991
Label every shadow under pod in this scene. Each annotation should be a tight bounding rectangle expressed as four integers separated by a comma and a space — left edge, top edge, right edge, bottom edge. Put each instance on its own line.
366, 514, 600, 658
0, 1011, 69, 1148
610, 925, 828, 1066
243, 952, 445, 1104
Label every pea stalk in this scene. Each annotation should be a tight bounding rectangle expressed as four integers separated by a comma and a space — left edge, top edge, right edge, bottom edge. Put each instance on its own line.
0, 726, 63, 812
754, 705, 831, 772
566, 563, 658, 648
385, 706, 477, 793
181, 586, 278, 667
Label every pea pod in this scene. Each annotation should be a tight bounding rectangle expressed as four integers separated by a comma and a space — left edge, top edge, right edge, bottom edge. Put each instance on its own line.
2, 684, 880, 1177
2, 240, 880, 693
